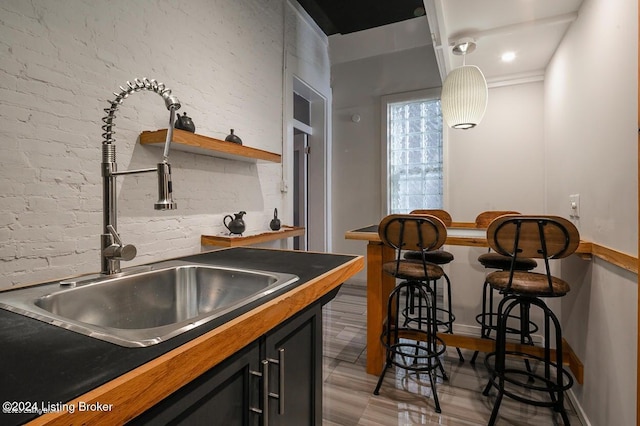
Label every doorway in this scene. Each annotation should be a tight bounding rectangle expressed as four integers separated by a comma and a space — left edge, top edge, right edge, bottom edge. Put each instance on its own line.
289, 77, 328, 252
293, 130, 308, 250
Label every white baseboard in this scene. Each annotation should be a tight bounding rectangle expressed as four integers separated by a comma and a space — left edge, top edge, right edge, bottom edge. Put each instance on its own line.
567, 387, 591, 426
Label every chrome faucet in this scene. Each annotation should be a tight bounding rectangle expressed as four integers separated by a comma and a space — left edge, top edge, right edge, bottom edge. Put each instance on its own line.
100, 78, 181, 275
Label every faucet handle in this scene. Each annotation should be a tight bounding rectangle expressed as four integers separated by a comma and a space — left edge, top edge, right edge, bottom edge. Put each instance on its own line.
104, 225, 137, 261
112, 244, 137, 261
102, 243, 137, 261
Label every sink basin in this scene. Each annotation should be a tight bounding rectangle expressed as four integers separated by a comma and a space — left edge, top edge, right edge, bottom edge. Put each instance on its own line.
0, 261, 298, 347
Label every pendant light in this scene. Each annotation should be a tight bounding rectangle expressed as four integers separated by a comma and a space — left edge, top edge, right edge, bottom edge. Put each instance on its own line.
441, 38, 488, 130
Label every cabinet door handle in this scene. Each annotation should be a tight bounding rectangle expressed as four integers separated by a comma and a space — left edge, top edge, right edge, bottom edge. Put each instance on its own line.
249, 359, 270, 426
278, 348, 285, 414
267, 348, 285, 414
262, 359, 270, 426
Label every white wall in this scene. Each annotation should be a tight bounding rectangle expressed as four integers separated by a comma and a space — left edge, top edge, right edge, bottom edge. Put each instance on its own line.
545, 0, 638, 424
330, 43, 442, 280
330, 0, 639, 423
329, 40, 548, 309
446, 81, 547, 327
447, 82, 546, 221
0, 0, 330, 287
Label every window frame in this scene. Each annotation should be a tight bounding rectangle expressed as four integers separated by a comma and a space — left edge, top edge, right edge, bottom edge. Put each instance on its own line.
380, 88, 448, 216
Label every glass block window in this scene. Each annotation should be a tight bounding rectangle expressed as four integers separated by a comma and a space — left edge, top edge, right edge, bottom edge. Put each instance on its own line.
387, 98, 443, 214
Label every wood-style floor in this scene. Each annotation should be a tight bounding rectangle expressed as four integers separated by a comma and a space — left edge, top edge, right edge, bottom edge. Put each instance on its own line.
321, 282, 582, 425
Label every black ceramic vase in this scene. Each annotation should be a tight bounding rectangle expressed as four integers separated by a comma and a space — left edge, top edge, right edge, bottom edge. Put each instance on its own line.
175, 112, 196, 133
270, 208, 281, 231
223, 211, 246, 235
225, 129, 243, 145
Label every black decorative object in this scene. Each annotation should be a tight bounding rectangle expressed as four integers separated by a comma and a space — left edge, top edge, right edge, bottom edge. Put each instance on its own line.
223, 211, 246, 235
270, 208, 281, 231
225, 129, 243, 145
175, 112, 196, 133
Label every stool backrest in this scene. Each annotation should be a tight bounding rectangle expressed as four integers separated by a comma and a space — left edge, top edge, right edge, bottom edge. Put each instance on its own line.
487, 215, 580, 260
409, 209, 452, 226
379, 214, 447, 253
474, 210, 521, 228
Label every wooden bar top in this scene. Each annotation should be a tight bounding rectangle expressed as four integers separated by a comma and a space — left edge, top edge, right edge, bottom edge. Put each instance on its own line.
345, 223, 605, 263
346, 224, 488, 247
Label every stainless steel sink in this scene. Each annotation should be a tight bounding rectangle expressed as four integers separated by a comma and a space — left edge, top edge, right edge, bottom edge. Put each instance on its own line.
0, 261, 298, 347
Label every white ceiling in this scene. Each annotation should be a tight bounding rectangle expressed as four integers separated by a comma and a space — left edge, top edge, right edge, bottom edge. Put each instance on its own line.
328, 0, 585, 86
425, 0, 585, 84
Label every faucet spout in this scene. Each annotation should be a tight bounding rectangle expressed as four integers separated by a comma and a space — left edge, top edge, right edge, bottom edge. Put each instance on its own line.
155, 162, 176, 210
100, 77, 181, 275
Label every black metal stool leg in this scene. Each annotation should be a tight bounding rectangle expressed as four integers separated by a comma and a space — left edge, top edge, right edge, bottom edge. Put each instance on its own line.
484, 296, 573, 425
471, 279, 493, 364
444, 274, 464, 362
435, 274, 464, 362
374, 281, 447, 414
482, 376, 493, 396
520, 300, 534, 378
428, 366, 442, 413
373, 361, 390, 395
487, 389, 503, 426
428, 284, 449, 381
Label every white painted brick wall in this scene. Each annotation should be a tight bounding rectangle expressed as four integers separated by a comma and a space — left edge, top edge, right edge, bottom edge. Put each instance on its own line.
0, 0, 329, 287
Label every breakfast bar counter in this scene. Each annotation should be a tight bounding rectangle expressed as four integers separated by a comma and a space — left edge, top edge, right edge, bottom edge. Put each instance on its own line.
345, 223, 591, 381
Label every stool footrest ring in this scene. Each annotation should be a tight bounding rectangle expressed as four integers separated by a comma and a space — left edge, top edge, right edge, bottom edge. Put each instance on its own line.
484, 351, 574, 407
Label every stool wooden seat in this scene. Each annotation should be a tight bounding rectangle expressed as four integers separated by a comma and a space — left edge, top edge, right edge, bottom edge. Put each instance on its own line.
477, 252, 537, 270
481, 215, 579, 425
487, 270, 571, 295
382, 261, 445, 280
470, 211, 538, 365
406, 249, 454, 264
403, 209, 463, 362
404, 209, 454, 264
475, 210, 537, 271
373, 214, 450, 413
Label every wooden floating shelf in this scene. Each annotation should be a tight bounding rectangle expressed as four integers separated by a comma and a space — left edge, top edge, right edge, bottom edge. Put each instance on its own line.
140, 129, 281, 163
201, 226, 305, 248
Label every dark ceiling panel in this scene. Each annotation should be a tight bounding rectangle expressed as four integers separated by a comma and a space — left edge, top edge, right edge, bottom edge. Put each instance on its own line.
295, 0, 426, 35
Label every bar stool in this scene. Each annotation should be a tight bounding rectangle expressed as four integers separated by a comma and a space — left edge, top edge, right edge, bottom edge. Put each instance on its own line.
373, 214, 449, 413
470, 211, 538, 365
403, 209, 463, 362
405, 209, 455, 265
481, 215, 579, 425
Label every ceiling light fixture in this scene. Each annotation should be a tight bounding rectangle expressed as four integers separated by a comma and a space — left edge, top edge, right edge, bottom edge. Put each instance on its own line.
441, 38, 488, 130
501, 51, 516, 62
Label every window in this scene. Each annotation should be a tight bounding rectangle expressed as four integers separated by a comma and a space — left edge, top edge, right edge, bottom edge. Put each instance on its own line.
383, 90, 443, 214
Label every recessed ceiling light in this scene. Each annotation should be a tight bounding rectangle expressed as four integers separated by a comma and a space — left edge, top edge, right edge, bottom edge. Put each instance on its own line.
501, 51, 516, 62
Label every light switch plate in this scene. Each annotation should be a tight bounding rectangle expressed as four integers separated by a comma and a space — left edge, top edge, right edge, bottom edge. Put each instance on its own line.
569, 194, 580, 218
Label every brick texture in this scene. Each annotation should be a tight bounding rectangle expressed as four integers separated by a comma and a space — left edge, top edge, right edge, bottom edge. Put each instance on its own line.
0, 0, 329, 287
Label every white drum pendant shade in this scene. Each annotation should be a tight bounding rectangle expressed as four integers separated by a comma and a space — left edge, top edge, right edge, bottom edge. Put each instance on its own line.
441, 65, 488, 129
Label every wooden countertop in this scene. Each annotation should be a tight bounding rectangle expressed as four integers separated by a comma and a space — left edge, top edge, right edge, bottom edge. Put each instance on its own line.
346, 223, 637, 273
0, 249, 363, 426
201, 226, 305, 247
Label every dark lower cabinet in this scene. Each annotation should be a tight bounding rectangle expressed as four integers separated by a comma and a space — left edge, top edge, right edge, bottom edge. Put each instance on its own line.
132, 340, 261, 426
132, 301, 324, 426
264, 302, 322, 426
